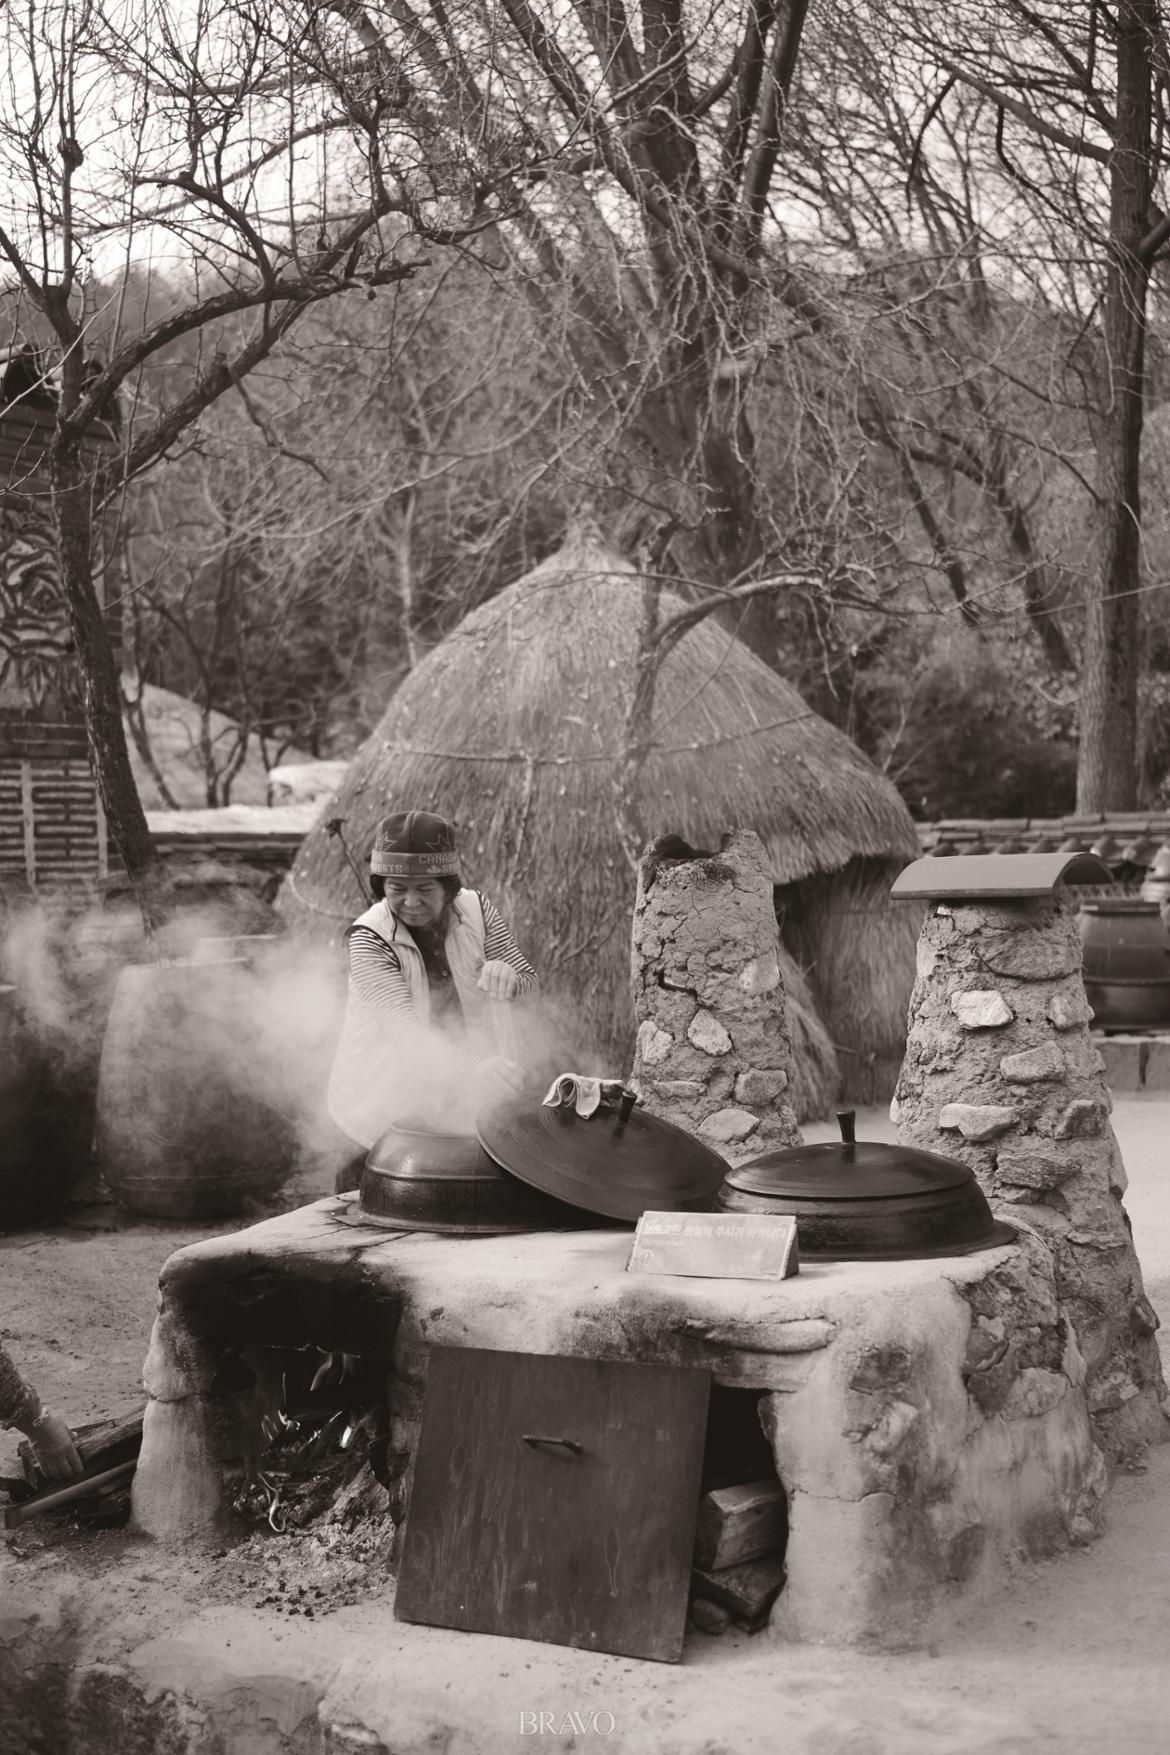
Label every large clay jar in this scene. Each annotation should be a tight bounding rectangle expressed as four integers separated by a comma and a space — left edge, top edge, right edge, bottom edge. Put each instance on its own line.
1079, 900, 1170, 1030
0, 984, 84, 1227
96, 958, 297, 1218
1138, 842, 1170, 908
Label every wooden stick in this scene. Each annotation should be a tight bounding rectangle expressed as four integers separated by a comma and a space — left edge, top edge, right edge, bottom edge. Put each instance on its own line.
3, 1460, 137, 1528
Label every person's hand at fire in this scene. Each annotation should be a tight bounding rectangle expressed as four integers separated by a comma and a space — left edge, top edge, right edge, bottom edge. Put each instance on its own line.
20, 1408, 84, 1481
2, 1344, 84, 1482
477, 960, 522, 1001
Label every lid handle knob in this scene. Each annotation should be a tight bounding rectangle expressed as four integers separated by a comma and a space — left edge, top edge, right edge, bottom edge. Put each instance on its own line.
837, 1109, 856, 1145
521, 1434, 583, 1456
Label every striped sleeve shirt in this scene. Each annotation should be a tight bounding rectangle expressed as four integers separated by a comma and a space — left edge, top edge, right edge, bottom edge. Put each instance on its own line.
0, 1343, 41, 1432
347, 891, 536, 1069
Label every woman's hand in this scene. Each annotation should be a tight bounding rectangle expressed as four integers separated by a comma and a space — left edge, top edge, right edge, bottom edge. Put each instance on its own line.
477, 960, 521, 1001
26, 1410, 84, 1481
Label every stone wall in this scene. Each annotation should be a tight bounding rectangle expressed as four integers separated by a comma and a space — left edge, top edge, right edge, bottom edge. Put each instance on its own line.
629, 831, 800, 1161
892, 892, 1169, 1463
1096, 1035, 1170, 1094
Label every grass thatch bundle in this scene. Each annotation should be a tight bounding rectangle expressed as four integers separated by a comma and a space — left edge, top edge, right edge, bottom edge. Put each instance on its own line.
777, 940, 842, 1121
778, 859, 923, 1111
280, 529, 918, 1119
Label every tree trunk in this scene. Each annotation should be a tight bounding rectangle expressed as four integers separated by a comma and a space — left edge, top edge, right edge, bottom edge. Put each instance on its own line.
1077, 0, 1154, 812
122, 681, 180, 811
49, 451, 167, 926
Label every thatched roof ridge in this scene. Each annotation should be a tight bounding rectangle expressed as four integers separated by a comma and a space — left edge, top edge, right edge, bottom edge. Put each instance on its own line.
289, 530, 913, 892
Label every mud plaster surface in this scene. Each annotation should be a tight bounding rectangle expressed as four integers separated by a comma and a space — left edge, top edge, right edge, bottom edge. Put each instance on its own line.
1, 1105, 1168, 1754
131, 1203, 1109, 1646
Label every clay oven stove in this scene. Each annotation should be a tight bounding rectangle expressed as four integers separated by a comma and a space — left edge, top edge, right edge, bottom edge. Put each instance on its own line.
129, 847, 1166, 1651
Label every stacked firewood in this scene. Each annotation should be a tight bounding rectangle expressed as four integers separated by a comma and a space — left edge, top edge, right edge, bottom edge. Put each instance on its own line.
688, 1477, 788, 1635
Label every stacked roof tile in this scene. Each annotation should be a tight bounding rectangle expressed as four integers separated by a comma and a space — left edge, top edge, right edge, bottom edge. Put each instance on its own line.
915, 816, 1170, 897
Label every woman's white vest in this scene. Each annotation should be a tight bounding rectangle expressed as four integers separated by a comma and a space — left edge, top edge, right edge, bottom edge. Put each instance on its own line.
328, 891, 497, 1148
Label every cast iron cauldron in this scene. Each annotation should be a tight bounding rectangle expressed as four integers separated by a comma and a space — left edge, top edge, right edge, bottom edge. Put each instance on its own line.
717, 1111, 1016, 1260
477, 1084, 730, 1223
357, 1116, 581, 1235
1079, 899, 1170, 1030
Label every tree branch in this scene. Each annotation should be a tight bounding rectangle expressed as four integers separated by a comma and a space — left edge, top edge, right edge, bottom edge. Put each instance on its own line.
936, 58, 1112, 164
113, 260, 424, 487
740, 0, 810, 253
715, 0, 777, 221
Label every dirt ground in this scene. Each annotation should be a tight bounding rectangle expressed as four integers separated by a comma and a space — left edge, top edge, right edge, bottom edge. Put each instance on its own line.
0, 1153, 338, 1454
1, 1104, 1168, 1755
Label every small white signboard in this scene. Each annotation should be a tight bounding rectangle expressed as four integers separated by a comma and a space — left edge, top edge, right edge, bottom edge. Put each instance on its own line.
626, 1211, 799, 1281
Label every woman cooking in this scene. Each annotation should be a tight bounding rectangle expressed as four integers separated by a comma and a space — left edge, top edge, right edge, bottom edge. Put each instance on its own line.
328, 809, 536, 1153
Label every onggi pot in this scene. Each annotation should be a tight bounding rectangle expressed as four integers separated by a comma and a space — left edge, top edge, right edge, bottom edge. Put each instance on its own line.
1078, 900, 1170, 1030
0, 985, 83, 1226
96, 959, 297, 1218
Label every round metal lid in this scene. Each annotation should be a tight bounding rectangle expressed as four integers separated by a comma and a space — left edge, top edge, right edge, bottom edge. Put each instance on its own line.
476, 1087, 729, 1223
722, 1110, 974, 1203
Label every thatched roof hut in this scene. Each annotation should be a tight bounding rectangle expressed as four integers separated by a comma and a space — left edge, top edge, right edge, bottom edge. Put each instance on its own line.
280, 531, 920, 1117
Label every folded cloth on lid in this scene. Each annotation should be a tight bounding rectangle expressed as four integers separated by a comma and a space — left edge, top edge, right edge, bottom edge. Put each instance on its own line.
541, 1074, 626, 1118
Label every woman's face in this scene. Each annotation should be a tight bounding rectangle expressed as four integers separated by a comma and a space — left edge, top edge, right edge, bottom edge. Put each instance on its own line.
385, 877, 448, 928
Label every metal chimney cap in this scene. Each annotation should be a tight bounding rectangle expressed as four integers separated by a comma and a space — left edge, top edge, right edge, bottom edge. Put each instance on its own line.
891, 851, 1114, 901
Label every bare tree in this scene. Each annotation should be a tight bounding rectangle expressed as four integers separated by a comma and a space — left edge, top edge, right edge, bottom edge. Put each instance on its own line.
11, 0, 1151, 860
301, 2, 1139, 709
295, 0, 835, 607
0, 0, 508, 918
862, 0, 1170, 808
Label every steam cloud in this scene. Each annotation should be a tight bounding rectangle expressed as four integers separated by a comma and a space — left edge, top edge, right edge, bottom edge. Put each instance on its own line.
1, 891, 618, 1210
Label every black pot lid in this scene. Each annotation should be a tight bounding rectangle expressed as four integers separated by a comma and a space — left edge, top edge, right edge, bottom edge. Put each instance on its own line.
723, 1110, 975, 1203
476, 1087, 729, 1223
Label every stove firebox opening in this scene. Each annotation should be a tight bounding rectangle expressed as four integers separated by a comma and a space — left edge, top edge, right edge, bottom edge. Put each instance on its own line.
690, 1385, 789, 1634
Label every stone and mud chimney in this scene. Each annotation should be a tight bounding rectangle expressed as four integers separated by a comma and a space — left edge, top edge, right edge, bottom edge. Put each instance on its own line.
629, 831, 800, 1161
892, 879, 1168, 1464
